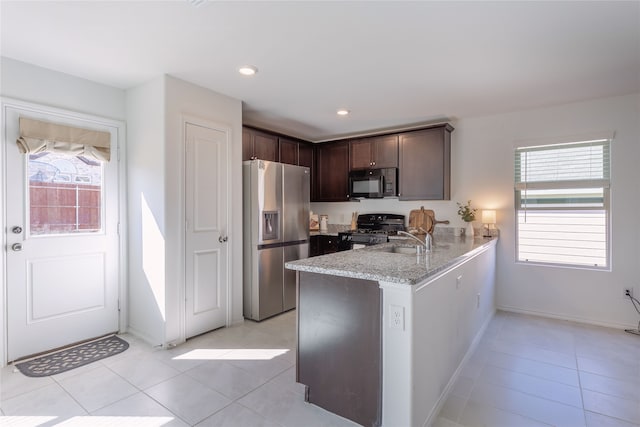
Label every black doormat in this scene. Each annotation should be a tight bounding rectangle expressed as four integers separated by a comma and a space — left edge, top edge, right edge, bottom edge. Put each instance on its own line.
15, 335, 129, 377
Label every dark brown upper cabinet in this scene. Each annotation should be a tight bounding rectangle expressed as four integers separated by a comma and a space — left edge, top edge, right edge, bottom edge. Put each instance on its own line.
242, 127, 279, 161
279, 137, 299, 165
398, 124, 453, 201
349, 134, 399, 170
298, 142, 313, 168
314, 141, 350, 202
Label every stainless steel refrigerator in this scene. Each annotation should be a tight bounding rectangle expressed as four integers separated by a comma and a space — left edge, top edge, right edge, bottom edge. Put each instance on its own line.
243, 160, 310, 321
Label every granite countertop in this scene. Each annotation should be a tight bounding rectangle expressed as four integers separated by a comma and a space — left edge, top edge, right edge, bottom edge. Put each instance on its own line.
286, 235, 498, 285
309, 224, 352, 237
309, 230, 340, 237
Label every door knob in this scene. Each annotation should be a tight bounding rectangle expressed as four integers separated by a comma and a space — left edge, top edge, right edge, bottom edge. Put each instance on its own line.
218, 236, 228, 243
12, 226, 22, 234
11, 243, 22, 252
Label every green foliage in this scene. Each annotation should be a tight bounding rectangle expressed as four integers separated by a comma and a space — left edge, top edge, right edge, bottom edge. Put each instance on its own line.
457, 200, 477, 222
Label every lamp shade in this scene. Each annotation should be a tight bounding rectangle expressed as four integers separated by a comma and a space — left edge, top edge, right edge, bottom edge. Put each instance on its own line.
482, 210, 496, 224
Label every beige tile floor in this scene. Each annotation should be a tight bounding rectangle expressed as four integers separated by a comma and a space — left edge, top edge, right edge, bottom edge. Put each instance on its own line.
1, 310, 639, 426
434, 311, 640, 427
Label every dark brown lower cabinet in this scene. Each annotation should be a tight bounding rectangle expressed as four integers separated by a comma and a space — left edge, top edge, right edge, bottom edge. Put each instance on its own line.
309, 235, 339, 257
297, 271, 381, 427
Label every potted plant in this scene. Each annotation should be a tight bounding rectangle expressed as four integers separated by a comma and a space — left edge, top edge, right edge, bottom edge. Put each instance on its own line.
457, 200, 477, 238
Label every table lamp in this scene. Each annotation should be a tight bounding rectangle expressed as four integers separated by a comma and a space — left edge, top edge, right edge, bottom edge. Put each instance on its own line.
482, 210, 496, 238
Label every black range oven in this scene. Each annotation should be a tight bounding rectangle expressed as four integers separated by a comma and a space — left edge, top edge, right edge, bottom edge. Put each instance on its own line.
337, 213, 406, 251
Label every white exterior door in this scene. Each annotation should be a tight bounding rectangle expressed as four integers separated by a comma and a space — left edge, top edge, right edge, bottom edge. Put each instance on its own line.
4, 104, 121, 362
184, 121, 228, 338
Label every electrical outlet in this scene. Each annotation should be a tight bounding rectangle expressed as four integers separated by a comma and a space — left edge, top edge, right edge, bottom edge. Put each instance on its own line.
390, 305, 404, 331
624, 288, 633, 298
476, 293, 481, 308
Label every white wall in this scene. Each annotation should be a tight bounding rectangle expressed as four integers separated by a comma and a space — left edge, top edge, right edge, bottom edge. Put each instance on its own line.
314, 93, 640, 329
126, 76, 167, 345
0, 59, 243, 353
163, 76, 243, 344
0, 57, 127, 365
127, 76, 243, 345
126, 75, 243, 347
0, 57, 126, 121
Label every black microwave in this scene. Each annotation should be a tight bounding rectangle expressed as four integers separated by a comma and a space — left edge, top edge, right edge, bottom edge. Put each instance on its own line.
349, 168, 397, 198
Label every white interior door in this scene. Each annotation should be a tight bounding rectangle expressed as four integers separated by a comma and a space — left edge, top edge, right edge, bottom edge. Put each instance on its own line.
5, 105, 120, 362
185, 121, 228, 338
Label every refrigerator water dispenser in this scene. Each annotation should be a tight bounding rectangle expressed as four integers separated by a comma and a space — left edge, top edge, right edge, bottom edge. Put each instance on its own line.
262, 211, 279, 241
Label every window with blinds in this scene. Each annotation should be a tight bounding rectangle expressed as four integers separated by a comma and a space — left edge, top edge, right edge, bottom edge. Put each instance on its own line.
515, 139, 610, 268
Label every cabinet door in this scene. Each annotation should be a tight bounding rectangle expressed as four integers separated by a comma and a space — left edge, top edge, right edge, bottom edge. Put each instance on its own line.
243, 128, 279, 161
242, 127, 254, 161
399, 127, 451, 200
319, 235, 338, 255
309, 235, 320, 257
298, 143, 313, 168
254, 132, 279, 162
350, 139, 373, 170
299, 143, 315, 200
279, 137, 298, 165
316, 141, 349, 202
372, 134, 398, 168
350, 135, 398, 169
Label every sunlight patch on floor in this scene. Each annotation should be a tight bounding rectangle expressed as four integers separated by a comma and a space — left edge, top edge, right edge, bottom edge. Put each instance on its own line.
57, 416, 175, 426
1, 416, 57, 427
173, 348, 289, 361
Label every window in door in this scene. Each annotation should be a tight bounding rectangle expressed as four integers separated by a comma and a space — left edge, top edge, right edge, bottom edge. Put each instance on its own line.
515, 138, 611, 269
28, 152, 103, 235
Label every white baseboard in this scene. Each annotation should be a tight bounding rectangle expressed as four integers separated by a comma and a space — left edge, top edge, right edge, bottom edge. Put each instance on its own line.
497, 304, 638, 331
124, 326, 164, 349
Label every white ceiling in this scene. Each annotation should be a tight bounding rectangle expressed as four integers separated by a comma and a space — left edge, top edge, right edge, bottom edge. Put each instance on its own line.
1, 1, 639, 142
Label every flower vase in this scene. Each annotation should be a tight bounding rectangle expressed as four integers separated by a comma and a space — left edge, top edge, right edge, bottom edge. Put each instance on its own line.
465, 221, 474, 238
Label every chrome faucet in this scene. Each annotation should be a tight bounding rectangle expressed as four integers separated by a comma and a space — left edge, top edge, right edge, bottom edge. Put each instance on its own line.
397, 230, 432, 252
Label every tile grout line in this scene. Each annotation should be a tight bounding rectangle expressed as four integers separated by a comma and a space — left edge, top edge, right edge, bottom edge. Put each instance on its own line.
453, 315, 556, 427
574, 344, 588, 427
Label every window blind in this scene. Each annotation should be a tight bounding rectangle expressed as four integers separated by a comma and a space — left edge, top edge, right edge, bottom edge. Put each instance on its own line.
17, 117, 111, 162
515, 139, 610, 268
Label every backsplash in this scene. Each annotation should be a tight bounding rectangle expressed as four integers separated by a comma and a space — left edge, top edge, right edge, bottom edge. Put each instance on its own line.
311, 199, 457, 227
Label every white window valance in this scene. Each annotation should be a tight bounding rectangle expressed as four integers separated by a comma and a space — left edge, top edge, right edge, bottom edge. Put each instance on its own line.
17, 117, 111, 162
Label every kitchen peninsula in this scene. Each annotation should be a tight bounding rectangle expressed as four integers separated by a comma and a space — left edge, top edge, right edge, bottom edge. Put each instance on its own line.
286, 235, 497, 427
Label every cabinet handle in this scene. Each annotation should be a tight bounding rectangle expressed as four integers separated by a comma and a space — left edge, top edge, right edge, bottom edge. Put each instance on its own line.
372, 161, 376, 166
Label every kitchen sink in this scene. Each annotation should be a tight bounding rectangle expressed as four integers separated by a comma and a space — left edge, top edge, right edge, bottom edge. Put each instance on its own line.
376, 245, 420, 255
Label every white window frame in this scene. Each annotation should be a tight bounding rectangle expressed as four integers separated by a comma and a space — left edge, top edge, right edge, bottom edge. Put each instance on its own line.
514, 134, 613, 270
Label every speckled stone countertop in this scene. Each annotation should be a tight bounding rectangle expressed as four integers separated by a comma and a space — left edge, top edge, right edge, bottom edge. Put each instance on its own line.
309, 224, 351, 237
286, 235, 498, 285
310, 230, 340, 237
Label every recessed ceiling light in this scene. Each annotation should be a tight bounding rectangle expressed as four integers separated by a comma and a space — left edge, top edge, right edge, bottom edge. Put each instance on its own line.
337, 109, 350, 116
238, 65, 258, 76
